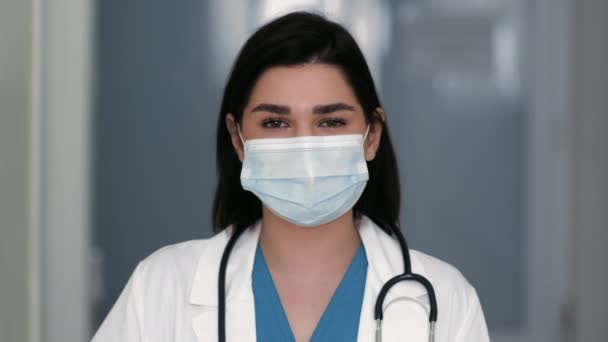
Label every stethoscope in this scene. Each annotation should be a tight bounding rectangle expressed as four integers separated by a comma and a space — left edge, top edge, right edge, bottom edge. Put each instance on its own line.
217, 215, 438, 342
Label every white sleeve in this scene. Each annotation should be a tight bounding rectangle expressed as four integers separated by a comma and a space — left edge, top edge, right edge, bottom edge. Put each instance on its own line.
453, 286, 490, 342
91, 262, 145, 342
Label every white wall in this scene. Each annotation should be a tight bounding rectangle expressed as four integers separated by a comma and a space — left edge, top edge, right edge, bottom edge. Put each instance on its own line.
0, 0, 93, 341
39, 1, 94, 341
0, 0, 35, 340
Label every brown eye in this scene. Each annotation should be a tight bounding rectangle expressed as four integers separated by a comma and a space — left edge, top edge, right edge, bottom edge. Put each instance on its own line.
261, 118, 288, 128
319, 118, 346, 128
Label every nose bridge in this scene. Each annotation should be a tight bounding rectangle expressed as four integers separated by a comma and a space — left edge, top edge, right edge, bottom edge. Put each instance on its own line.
293, 114, 315, 137
295, 125, 314, 137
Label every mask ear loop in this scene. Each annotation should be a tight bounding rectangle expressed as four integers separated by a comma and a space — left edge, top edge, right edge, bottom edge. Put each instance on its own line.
236, 123, 246, 146
363, 124, 371, 142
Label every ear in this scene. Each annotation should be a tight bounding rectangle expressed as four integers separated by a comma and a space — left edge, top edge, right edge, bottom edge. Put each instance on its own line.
225, 113, 244, 161
364, 107, 385, 161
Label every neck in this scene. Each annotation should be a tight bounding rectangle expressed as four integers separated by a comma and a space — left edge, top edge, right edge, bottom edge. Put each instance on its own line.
259, 208, 361, 273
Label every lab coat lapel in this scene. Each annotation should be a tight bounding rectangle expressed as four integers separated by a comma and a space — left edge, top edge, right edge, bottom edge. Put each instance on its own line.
189, 221, 262, 342
188, 216, 431, 342
357, 216, 431, 341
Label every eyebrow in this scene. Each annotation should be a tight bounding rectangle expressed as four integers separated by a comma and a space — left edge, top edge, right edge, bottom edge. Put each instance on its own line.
250, 103, 290, 115
250, 102, 356, 115
313, 103, 356, 114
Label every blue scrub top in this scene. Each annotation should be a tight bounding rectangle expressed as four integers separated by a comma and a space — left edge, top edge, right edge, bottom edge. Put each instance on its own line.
252, 242, 368, 341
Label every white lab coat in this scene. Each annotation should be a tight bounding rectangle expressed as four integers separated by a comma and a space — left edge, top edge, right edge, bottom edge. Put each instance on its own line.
92, 215, 490, 341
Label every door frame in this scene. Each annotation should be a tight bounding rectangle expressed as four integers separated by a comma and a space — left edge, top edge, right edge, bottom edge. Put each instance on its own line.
492, 0, 573, 341
33, 0, 94, 341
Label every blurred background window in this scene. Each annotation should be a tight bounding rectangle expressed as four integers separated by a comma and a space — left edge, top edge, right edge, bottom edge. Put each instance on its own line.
87, 0, 591, 341
7, 0, 608, 341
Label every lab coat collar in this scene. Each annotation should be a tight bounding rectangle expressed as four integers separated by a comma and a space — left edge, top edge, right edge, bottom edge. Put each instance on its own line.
188, 219, 261, 306
189, 214, 427, 306
189, 215, 430, 341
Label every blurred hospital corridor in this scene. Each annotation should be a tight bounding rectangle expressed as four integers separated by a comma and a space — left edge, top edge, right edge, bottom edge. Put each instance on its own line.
1, 0, 607, 341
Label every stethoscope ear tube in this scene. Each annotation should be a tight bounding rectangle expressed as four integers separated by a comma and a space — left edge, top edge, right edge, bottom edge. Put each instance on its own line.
366, 215, 412, 275
218, 226, 247, 342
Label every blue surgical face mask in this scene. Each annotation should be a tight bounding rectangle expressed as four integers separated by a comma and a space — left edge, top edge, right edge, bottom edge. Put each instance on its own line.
238, 126, 370, 227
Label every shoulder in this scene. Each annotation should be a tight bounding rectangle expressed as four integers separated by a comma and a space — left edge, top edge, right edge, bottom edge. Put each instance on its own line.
92, 237, 224, 341
411, 249, 478, 304
131, 227, 233, 287
411, 250, 472, 291
137, 239, 208, 274
131, 234, 224, 295
411, 250, 488, 340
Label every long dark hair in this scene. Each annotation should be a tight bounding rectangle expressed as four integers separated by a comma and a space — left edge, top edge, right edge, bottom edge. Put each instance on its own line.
212, 11, 401, 234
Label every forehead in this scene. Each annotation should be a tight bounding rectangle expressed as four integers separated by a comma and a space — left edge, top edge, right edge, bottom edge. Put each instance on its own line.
247, 63, 359, 106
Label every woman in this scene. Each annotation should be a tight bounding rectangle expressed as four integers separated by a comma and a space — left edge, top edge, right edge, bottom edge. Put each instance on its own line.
92, 12, 490, 342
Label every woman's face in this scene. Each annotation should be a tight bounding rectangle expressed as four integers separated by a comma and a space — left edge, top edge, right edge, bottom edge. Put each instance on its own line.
226, 63, 383, 161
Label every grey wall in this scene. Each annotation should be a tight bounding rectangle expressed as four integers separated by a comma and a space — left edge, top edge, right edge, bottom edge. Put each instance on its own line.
380, 2, 525, 330
93, 0, 219, 323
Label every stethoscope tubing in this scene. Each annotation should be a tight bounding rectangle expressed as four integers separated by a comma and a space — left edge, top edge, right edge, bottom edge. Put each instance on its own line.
217, 218, 438, 342
218, 226, 246, 342
369, 216, 437, 342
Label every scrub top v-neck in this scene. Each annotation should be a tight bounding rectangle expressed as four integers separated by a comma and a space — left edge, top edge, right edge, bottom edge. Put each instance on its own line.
252, 242, 368, 342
